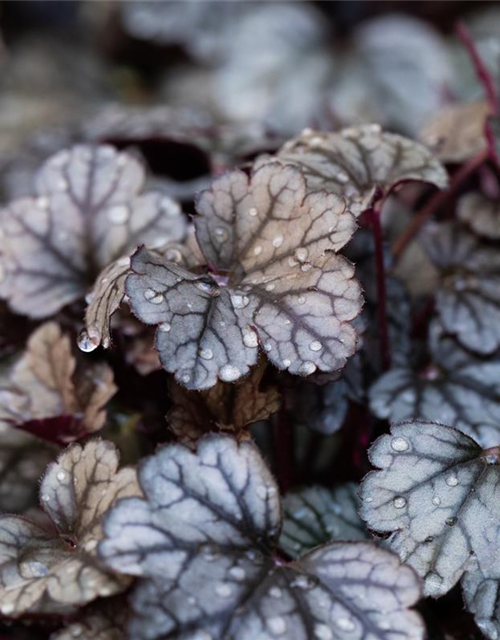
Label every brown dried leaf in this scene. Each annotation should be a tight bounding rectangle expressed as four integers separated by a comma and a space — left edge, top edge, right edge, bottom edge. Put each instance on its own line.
168, 360, 280, 443
420, 100, 489, 163
268, 124, 448, 215
127, 163, 362, 389
0, 439, 139, 616
0, 145, 186, 318
0, 322, 116, 441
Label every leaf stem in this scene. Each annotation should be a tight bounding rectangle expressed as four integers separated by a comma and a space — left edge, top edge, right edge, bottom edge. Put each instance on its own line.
392, 147, 489, 261
366, 204, 391, 371
456, 21, 498, 114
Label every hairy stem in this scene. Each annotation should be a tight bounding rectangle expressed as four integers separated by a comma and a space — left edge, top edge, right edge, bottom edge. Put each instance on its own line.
366, 204, 391, 371
392, 148, 489, 261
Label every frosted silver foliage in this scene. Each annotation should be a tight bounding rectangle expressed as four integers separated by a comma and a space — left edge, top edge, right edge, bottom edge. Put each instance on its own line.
423, 222, 500, 354
369, 321, 500, 447
281, 484, 368, 558
360, 421, 500, 601
457, 192, 500, 240
0, 440, 139, 616
126, 163, 363, 389
0, 145, 186, 318
100, 435, 423, 640
462, 562, 500, 640
270, 124, 448, 215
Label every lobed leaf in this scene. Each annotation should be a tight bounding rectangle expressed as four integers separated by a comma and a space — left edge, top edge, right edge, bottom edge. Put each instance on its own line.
422, 222, 500, 354
281, 484, 369, 558
267, 124, 448, 215
369, 321, 500, 447
126, 162, 362, 389
0, 322, 116, 442
360, 421, 500, 598
0, 145, 186, 318
100, 435, 424, 640
0, 439, 139, 616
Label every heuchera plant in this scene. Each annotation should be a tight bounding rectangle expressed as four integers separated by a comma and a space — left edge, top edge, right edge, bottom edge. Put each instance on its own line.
3, 18, 500, 640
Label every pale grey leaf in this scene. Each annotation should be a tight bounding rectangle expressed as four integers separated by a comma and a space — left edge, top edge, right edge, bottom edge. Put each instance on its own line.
0, 439, 139, 615
422, 222, 500, 354
100, 435, 423, 640
126, 247, 258, 389
360, 421, 500, 597
270, 124, 448, 215
369, 322, 500, 447
457, 192, 500, 240
0, 145, 186, 318
281, 484, 368, 558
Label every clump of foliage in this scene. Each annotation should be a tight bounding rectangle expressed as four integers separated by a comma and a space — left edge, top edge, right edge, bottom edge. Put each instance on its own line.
2, 4, 500, 640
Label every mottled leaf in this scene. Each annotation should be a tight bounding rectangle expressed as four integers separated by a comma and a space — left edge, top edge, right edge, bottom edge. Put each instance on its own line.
457, 192, 500, 240
422, 222, 500, 354
268, 124, 448, 215
0, 439, 139, 616
101, 435, 423, 640
360, 421, 500, 598
281, 484, 368, 558
0, 145, 186, 318
420, 100, 489, 163
369, 321, 500, 447
0, 322, 116, 443
127, 163, 362, 389
168, 361, 280, 443
462, 561, 500, 640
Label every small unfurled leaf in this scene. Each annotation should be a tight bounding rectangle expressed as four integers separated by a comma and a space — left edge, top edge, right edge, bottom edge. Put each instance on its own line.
420, 100, 489, 163
168, 361, 280, 443
0, 439, 139, 616
457, 192, 500, 239
0, 145, 186, 318
0, 322, 116, 443
360, 421, 500, 599
267, 124, 448, 215
422, 222, 500, 354
281, 484, 368, 558
100, 435, 423, 640
127, 162, 362, 389
51, 595, 128, 640
369, 321, 500, 447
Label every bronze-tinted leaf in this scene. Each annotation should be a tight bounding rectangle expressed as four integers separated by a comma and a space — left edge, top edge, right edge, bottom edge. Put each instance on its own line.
0, 439, 139, 616
0, 145, 186, 318
127, 163, 362, 389
0, 322, 116, 442
457, 192, 500, 240
420, 100, 489, 163
267, 124, 448, 215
